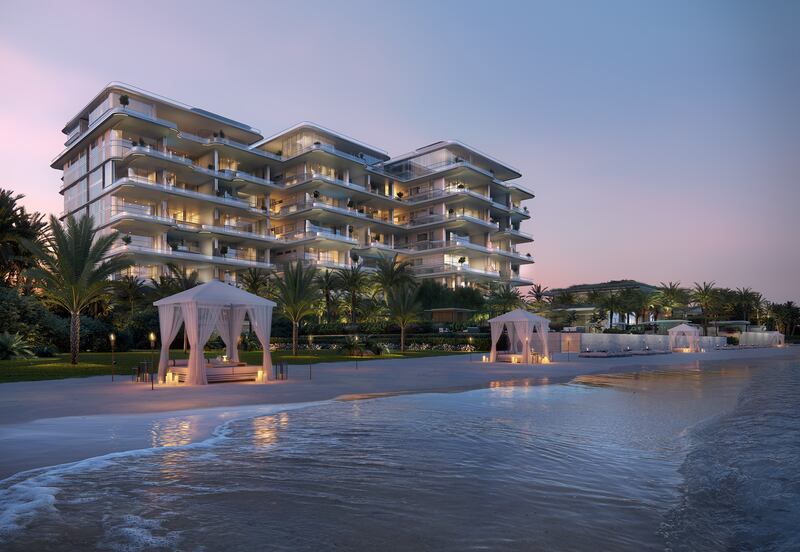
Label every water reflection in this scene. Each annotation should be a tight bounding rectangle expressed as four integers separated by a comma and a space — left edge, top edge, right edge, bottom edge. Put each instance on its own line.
150, 417, 195, 448
252, 412, 289, 449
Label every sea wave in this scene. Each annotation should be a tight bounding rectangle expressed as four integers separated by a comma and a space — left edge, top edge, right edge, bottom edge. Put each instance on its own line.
0, 400, 327, 540
661, 363, 800, 551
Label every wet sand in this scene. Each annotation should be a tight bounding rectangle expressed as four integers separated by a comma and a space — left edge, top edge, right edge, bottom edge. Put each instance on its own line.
0, 347, 796, 479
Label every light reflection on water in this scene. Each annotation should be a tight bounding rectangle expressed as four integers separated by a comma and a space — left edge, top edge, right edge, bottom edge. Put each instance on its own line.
0, 359, 797, 552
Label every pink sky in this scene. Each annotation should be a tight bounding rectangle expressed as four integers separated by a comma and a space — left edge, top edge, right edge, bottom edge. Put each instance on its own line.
1, 1, 797, 302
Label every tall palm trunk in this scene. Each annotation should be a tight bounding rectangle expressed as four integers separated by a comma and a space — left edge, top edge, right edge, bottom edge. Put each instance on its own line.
70, 312, 80, 365
400, 326, 405, 352
292, 322, 298, 356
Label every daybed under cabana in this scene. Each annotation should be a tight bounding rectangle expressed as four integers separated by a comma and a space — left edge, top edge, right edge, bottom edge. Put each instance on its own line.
153, 280, 276, 385
488, 309, 551, 363
668, 323, 700, 353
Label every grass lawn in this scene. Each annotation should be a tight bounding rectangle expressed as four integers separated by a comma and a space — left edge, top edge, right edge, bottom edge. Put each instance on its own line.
0, 349, 471, 384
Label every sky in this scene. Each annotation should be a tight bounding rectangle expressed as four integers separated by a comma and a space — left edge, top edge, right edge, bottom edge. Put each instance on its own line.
1, 0, 798, 302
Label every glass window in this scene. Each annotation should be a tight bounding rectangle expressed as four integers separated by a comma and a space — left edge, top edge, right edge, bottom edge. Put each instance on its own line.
88, 168, 103, 200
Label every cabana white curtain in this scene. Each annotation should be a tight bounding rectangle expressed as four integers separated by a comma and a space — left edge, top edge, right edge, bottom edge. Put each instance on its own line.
248, 305, 273, 375
488, 309, 550, 363
215, 306, 249, 363
154, 281, 277, 385
182, 303, 222, 385
668, 324, 700, 352
157, 304, 184, 383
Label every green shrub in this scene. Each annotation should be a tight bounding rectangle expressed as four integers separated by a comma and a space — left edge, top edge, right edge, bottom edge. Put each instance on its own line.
32, 344, 58, 357
0, 287, 62, 348
0, 332, 33, 360
727, 336, 740, 346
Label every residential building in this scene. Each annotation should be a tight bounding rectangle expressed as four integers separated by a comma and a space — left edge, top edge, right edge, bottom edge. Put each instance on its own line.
53, 83, 534, 288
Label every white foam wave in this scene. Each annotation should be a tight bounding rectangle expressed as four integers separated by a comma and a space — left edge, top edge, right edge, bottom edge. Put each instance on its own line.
0, 400, 329, 541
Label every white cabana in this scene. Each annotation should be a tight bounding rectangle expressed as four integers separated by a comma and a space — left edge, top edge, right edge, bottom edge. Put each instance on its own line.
668, 323, 701, 352
153, 280, 276, 385
489, 309, 551, 363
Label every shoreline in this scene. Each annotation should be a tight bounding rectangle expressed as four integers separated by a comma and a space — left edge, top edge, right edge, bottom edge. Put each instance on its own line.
0, 347, 796, 480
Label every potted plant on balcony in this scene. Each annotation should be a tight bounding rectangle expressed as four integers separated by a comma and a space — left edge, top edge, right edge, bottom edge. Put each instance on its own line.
347, 199, 355, 209
138, 138, 146, 147
526, 253, 532, 258
448, 208, 455, 216
219, 130, 225, 139
458, 256, 466, 265
169, 241, 179, 251
396, 191, 404, 200
219, 245, 229, 258
119, 94, 129, 108
208, 164, 215, 171
313, 190, 320, 199
275, 149, 282, 157
457, 183, 465, 189
121, 235, 132, 245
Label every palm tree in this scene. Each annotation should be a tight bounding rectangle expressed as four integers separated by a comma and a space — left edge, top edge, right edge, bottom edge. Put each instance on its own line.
771, 301, 800, 336
315, 269, 338, 323
114, 275, 148, 317
239, 268, 272, 297
733, 287, 757, 322
0, 189, 46, 286
24, 215, 131, 364
372, 254, 415, 300
691, 281, 718, 335
752, 292, 768, 324
273, 262, 319, 355
335, 265, 370, 326
620, 288, 649, 324
167, 263, 200, 291
653, 281, 687, 319
387, 284, 422, 352
488, 284, 522, 315
598, 291, 624, 327
526, 283, 549, 304
552, 290, 576, 306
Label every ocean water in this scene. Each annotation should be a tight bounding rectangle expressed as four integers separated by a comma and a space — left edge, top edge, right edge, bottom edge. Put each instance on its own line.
0, 358, 798, 551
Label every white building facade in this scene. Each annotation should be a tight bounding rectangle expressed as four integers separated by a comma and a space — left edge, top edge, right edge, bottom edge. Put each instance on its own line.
54, 83, 534, 288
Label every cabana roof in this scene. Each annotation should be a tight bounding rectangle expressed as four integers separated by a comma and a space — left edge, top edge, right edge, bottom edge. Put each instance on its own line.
667, 323, 699, 335
489, 308, 550, 325
153, 280, 276, 307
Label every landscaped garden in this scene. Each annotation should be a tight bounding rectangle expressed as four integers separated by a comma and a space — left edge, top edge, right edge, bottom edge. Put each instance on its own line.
0, 189, 797, 383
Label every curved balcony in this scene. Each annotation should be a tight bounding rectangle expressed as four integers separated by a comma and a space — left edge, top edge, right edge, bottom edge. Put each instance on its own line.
109, 243, 274, 270
410, 263, 501, 280
280, 226, 359, 246
201, 224, 277, 244
111, 176, 265, 215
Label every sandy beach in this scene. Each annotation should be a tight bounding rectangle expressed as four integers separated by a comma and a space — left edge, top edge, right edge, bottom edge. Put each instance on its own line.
0, 347, 796, 479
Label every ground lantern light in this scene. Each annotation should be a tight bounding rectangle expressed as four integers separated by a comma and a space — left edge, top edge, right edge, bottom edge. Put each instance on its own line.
149, 332, 157, 389
109, 333, 116, 381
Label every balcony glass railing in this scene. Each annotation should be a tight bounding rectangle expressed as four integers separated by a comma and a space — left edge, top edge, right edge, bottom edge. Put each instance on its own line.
271, 200, 389, 222
203, 224, 272, 240
500, 227, 534, 240
400, 212, 498, 229
280, 225, 358, 244
115, 176, 265, 212
110, 243, 274, 269
410, 264, 500, 277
